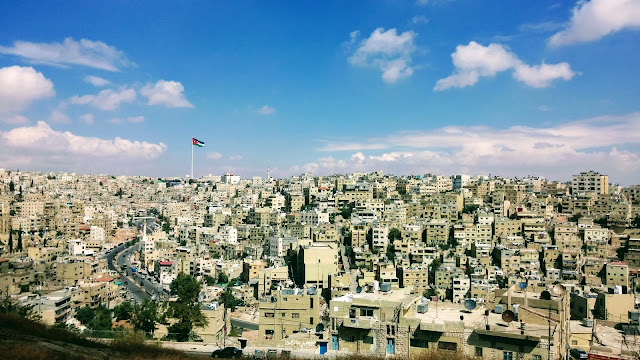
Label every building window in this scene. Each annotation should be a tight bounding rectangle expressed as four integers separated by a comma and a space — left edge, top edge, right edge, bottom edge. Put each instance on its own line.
475, 347, 483, 357
310, 298, 314, 309
533, 355, 542, 360
347, 335, 355, 342
503, 351, 513, 360
292, 313, 299, 319
360, 308, 373, 317
438, 342, 457, 351
265, 312, 274, 318
310, 317, 314, 325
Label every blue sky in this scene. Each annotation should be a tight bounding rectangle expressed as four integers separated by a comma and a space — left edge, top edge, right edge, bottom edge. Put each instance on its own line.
0, 0, 639, 184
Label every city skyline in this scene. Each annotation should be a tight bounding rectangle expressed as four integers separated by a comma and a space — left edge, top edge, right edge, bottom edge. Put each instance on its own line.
1, 0, 639, 183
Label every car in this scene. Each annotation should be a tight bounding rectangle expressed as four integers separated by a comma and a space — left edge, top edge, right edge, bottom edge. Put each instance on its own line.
570, 348, 588, 359
124, 281, 128, 285
211, 347, 242, 358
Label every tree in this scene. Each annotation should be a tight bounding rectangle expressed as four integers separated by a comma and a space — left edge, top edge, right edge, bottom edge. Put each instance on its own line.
633, 216, 640, 229
8, 230, 12, 253
114, 301, 134, 321
16, 229, 22, 252
428, 258, 441, 285
132, 299, 158, 334
89, 306, 113, 331
462, 205, 479, 214
388, 228, 401, 244
166, 273, 208, 341
220, 288, 241, 311
217, 272, 229, 284
75, 306, 96, 326
9, 181, 15, 193
386, 244, 396, 261
203, 275, 216, 286
569, 213, 582, 223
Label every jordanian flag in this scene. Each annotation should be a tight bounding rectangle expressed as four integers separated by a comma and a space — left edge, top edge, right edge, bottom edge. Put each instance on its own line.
192, 138, 205, 147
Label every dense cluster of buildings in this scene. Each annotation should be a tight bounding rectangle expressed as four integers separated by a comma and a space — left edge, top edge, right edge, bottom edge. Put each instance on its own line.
1, 168, 640, 358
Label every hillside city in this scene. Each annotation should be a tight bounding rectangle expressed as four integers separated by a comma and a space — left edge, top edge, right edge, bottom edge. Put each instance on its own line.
1, 168, 640, 359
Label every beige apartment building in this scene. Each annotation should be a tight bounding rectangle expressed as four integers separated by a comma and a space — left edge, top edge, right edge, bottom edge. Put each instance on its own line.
259, 289, 321, 340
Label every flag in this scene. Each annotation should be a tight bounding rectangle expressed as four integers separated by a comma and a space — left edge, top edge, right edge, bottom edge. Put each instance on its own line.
192, 138, 205, 147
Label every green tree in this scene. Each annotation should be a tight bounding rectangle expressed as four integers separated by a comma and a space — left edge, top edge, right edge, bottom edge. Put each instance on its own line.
217, 272, 229, 284
132, 299, 158, 334
386, 244, 396, 261
203, 275, 216, 286
7, 230, 12, 253
462, 205, 479, 214
633, 216, 640, 229
166, 273, 208, 341
113, 301, 134, 321
88, 306, 113, 331
220, 289, 241, 311
569, 213, 582, 223
75, 306, 95, 325
9, 180, 15, 193
388, 228, 401, 244
428, 258, 441, 285
17, 229, 22, 252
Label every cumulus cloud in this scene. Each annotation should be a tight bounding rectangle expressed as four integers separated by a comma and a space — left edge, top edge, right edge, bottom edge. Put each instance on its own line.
141, 80, 193, 108
0, 66, 55, 113
84, 75, 110, 87
70, 88, 136, 111
0, 38, 133, 71
434, 41, 575, 90
257, 105, 275, 115
79, 113, 94, 125
0, 121, 166, 171
549, 0, 640, 47
347, 28, 417, 84
206, 152, 223, 160
311, 112, 640, 184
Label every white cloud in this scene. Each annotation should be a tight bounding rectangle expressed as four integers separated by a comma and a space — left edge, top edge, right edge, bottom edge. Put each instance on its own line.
0, 38, 133, 71
49, 109, 70, 124
127, 116, 144, 123
70, 88, 136, 111
434, 41, 575, 90
228, 155, 243, 161
549, 0, 640, 47
348, 28, 417, 84
411, 15, 429, 25
79, 113, 94, 125
513, 62, 575, 88
537, 105, 551, 112
84, 75, 110, 87
311, 112, 640, 184
416, 0, 429, 5
1, 114, 29, 125
107, 116, 143, 125
140, 80, 193, 108
257, 105, 276, 115
206, 152, 223, 160
0, 121, 166, 171
0, 66, 55, 113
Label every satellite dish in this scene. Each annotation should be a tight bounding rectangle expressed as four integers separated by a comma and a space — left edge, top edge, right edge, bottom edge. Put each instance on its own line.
540, 290, 552, 300
553, 284, 566, 296
315, 323, 324, 333
518, 282, 527, 290
356, 286, 362, 294
271, 296, 278, 303
502, 310, 515, 323
464, 299, 477, 311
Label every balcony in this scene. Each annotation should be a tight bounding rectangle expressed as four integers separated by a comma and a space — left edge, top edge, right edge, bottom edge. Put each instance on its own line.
342, 317, 376, 329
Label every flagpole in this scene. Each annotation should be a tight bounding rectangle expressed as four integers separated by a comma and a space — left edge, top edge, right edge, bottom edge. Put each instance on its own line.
191, 140, 194, 179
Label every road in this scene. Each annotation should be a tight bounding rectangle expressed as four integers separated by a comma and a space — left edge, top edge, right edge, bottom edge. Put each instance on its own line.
230, 317, 259, 330
107, 241, 150, 303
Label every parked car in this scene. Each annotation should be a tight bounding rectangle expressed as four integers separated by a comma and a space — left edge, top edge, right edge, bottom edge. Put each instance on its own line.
211, 347, 242, 358
570, 348, 588, 359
